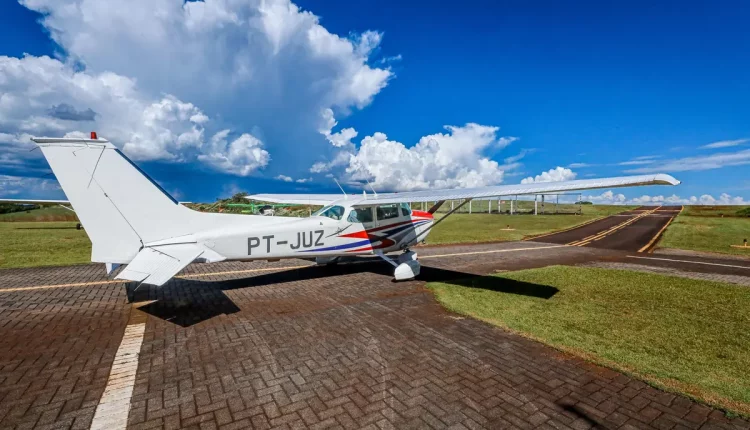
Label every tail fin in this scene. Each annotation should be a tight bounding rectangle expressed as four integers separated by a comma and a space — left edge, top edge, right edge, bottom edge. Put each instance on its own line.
34, 136, 199, 264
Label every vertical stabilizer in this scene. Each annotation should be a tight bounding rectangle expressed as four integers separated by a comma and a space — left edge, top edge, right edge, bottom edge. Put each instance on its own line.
33, 137, 202, 263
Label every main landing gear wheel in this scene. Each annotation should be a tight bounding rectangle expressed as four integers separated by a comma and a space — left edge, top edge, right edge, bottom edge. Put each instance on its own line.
376, 250, 421, 281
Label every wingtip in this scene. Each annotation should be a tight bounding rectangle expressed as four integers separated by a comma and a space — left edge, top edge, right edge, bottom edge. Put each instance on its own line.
654, 173, 680, 186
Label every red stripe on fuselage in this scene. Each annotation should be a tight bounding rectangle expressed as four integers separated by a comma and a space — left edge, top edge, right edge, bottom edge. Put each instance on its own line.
411, 210, 434, 219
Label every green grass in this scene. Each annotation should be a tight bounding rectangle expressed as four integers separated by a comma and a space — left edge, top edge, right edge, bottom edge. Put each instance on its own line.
426, 213, 605, 244
428, 266, 750, 416
0, 206, 78, 222
659, 215, 750, 257
0, 222, 91, 269
681, 205, 750, 218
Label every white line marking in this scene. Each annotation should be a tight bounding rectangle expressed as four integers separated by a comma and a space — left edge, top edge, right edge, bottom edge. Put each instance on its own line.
90, 323, 146, 430
627, 256, 750, 270
420, 244, 566, 259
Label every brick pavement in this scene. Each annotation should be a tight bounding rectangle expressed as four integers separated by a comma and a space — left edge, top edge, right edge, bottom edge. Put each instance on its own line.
0, 242, 748, 429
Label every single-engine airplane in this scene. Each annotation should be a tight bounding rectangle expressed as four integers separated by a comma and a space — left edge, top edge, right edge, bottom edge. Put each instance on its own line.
2, 134, 680, 286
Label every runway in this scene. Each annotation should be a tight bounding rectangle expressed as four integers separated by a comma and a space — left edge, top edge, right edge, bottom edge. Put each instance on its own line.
0, 241, 748, 429
530, 206, 683, 252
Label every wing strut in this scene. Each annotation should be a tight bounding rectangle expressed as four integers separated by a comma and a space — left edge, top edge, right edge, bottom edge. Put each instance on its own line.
416, 198, 472, 242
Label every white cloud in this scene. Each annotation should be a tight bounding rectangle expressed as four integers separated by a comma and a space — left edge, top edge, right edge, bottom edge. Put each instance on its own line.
275, 174, 293, 182
197, 131, 270, 176
583, 190, 747, 205
0, 174, 61, 197
329, 123, 515, 191
700, 138, 749, 149
295, 178, 311, 183
521, 167, 577, 184
568, 162, 593, 168
4, 0, 394, 178
625, 149, 750, 174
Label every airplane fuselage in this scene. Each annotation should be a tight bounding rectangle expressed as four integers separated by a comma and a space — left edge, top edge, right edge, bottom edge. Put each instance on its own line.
195, 206, 435, 262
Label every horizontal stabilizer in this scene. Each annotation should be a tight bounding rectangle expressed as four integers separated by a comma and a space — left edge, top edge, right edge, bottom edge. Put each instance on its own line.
116, 244, 203, 286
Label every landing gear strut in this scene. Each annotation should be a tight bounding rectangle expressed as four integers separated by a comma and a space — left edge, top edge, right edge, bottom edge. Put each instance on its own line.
376, 250, 421, 281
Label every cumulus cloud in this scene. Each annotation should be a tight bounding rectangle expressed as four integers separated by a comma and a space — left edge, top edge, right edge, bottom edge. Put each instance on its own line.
319, 122, 516, 191
275, 174, 293, 182
700, 138, 749, 149
521, 167, 577, 184
0, 56, 268, 174
583, 190, 748, 205
3, 0, 394, 180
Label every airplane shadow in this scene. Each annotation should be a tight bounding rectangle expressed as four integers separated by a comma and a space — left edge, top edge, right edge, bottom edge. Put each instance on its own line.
126, 260, 557, 327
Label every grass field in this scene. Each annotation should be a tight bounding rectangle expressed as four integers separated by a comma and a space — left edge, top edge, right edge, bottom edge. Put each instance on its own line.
428, 266, 750, 416
0, 222, 91, 269
0, 206, 78, 222
659, 215, 750, 257
681, 205, 750, 217
0, 205, 632, 268
426, 203, 632, 244
426, 213, 607, 244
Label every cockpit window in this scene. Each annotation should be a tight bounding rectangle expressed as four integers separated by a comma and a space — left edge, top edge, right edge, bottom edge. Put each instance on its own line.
313, 205, 345, 220
400, 203, 412, 217
347, 207, 374, 223
376, 204, 400, 220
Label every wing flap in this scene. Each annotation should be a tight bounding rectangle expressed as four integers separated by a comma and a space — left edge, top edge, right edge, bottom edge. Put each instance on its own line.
116, 244, 203, 286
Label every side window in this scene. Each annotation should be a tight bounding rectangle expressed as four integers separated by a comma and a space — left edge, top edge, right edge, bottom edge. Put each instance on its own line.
317, 205, 345, 220
400, 203, 412, 217
376, 204, 400, 221
347, 207, 374, 223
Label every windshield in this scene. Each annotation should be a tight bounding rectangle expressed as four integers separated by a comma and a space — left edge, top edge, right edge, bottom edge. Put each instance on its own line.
312, 205, 345, 220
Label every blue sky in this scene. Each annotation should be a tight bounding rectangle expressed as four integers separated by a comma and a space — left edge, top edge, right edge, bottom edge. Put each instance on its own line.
1, 0, 749, 205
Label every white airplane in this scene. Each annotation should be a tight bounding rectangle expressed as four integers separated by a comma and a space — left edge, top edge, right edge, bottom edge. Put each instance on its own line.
2, 134, 680, 286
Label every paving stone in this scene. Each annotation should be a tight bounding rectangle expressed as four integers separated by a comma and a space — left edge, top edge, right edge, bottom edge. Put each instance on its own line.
0, 245, 747, 429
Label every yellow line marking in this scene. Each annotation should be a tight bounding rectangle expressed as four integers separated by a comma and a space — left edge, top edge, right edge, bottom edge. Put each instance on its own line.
523, 216, 605, 241
177, 266, 308, 279
0, 279, 127, 293
0, 266, 306, 293
420, 244, 567, 259
568, 206, 661, 246
638, 215, 676, 253
3, 245, 569, 293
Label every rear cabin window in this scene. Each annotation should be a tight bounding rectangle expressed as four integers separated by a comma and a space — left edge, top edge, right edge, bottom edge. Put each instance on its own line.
376, 204, 400, 221
347, 207, 374, 223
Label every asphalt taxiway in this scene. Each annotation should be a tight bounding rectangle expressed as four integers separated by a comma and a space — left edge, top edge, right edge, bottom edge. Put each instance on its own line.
530, 206, 683, 252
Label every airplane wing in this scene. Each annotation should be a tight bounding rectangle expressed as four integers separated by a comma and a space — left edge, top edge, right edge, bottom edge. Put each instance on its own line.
247, 174, 680, 206
0, 198, 192, 206
245, 194, 355, 205
0, 198, 71, 205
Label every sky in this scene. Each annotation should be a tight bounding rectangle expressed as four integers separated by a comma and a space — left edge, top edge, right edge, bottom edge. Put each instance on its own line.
0, 0, 749, 205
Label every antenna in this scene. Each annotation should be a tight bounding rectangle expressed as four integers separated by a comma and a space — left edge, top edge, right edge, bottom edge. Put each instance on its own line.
365, 179, 378, 197
333, 178, 347, 199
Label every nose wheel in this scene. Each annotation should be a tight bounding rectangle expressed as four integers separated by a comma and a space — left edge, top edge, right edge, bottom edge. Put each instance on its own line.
375, 250, 421, 281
